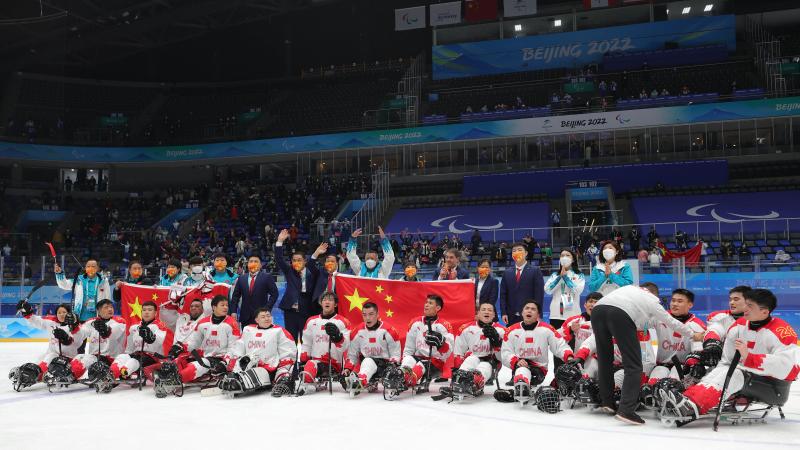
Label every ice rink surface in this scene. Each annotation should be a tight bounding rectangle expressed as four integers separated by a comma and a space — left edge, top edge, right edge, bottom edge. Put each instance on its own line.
1, 342, 798, 450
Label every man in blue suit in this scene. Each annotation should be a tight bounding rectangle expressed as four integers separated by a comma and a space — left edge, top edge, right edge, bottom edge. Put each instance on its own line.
499, 242, 544, 325
432, 248, 471, 280
275, 229, 327, 341
230, 255, 279, 328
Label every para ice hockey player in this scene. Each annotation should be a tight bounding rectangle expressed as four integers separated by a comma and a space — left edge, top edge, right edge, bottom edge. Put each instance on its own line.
219, 307, 296, 397
392, 294, 453, 396
647, 289, 706, 382
439, 302, 505, 400
560, 292, 602, 351
69, 299, 127, 386
496, 300, 573, 412
102, 301, 174, 390
344, 301, 402, 396
660, 289, 799, 426
8, 302, 82, 391
176, 295, 240, 383
297, 291, 351, 394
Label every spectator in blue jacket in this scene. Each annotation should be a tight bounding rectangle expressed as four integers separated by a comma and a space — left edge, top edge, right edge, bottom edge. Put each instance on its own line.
587, 240, 633, 296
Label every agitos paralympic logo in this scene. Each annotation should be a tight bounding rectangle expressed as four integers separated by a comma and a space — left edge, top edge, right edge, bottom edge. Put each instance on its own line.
402, 13, 418, 25
430, 215, 503, 234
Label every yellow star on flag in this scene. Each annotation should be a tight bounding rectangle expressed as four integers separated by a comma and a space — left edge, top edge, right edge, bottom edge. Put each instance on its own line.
151, 293, 159, 301
375, 285, 384, 293
386, 309, 394, 318
128, 296, 143, 319
345, 288, 370, 312
384, 295, 393, 303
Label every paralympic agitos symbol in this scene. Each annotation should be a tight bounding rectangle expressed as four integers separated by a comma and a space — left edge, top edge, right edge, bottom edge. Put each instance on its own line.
686, 203, 780, 224
430, 215, 503, 234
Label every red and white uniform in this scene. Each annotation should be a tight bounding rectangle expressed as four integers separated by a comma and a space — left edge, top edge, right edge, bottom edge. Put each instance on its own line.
110, 319, 174, 379
179, 315, 241, 382
454, 321, 506, 383
401, 316, 454, 385
683, 317, 799, 414
501, 321, 573, 385
348, 322, 402, 385
561, 313, 593, 350
300, 314, 351, 382
20, 313, 84, 377
71, 316, 127, 379
648, 314, 706, 383
576, 330, 655, 384
230, 324, 295, 381
704, 310, 740, 343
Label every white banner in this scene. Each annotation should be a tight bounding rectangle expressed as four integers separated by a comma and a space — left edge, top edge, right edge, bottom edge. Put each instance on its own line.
430, 2, 462, 26
395, 6, 426, 31
503, 0, 537, 17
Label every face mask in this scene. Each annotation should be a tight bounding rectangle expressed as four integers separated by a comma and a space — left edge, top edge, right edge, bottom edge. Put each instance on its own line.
85, 267, 98, 277
324, 261, 337, 273
478, 267, 490, 278
602, 249, 616, 261
512, 251, 525, 263
213, 261, 226, 271
559, 256, 572, 268
190, 266, 204, 281
291, 261, 304, 272
365, 259, 377, 270
166, 267, 178, 277
247, 262, 260, 273
404, 267, 417, 278
130, 268, 143, 278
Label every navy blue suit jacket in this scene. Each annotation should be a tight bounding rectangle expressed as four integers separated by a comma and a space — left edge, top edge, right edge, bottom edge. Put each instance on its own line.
499, 264, 544, 318
230, 271, 279, 325
475, 275, 499, 305
431, 265, 471, 280
275, 244, 320, 314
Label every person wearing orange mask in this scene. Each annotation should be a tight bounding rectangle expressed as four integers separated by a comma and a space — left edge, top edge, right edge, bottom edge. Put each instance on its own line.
399, 260, 421, 282
112, 260, 154, 305
274, 229, 328, 342
159, 259, 187, 287
210, 253, 238, 285
498, 242, 544, 327
474, 258, 498, 309
55, 258, 111, 322
230, 255, 278, 329
311, 254, 339, 312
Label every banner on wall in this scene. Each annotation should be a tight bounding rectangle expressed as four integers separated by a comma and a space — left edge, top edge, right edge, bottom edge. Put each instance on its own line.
503, 0, 537, 17
432, 15, 735, 79
1, 95, 798, 164
430, 2, 461, 26
395, 6, 426, 30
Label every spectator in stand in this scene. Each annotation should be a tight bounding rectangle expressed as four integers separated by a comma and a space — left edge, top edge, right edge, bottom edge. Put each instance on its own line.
675, 230, 688, 251
774, 249, 791, 263
738, 244, 752, 262
647, 226, 659, 249
637, 248, 649, 264
698, 239, 709, 259
470, 229, 482, 256
648, 248, 662, 273
587, 240, 633, 295
551, 208, 561, 237
721, 239, 735, 261
650, 88, 659, 98
628, 227, 641, 256
493, 242, 508, 267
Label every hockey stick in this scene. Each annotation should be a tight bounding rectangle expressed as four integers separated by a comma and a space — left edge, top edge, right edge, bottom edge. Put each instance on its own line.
671, 354, 685, 381
137, 331, 146, 391
713, 351, 741, 432
328, 338, 333, 396
424, 320, 435, 392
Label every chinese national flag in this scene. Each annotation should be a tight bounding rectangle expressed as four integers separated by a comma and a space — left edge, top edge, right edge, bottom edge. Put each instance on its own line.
657, 241, 703, 267
465, 0, 498, 22
177, 283, 231, 315
120, 283, 172, 330
333, 274, 475, 339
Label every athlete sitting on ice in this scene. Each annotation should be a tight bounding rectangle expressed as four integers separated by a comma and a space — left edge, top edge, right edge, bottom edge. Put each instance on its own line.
344, 301, 401, 396
68, 299, 127, 388
496, 300, 573, 413
297, 291, 351, 394
219, 307, 296, 398
661, 289, 799, 426
8, 302, 81, 391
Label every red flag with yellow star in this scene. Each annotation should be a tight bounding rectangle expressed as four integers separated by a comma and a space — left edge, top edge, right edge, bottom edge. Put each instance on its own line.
120, 283, 172, 330
333, 274, 475, 339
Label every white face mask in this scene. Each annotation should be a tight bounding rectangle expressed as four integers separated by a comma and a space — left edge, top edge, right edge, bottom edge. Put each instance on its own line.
602, 249, 616, 261
365, 259, 377, 270
559, 256, 572, 268
190, 266, 204, 281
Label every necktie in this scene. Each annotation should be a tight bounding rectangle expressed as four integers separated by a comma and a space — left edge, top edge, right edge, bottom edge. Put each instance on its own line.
327, 274, 333, 292
249, 275, 256, 295
515, 268, 521, 283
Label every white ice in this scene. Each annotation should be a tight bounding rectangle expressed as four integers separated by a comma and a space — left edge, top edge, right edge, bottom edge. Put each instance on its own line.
1, 342, 798, 450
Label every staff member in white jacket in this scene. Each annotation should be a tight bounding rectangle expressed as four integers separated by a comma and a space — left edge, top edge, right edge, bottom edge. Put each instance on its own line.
544, 248, 584, 372
54, 259, 111, 322
588, 283, 694, 425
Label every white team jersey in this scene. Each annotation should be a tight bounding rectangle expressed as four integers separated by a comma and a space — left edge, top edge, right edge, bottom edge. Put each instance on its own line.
719, 317, 799, 381
655, 314, 705, 364
232, 324, 296, 371
704, 310, 739, 343
501, 321, 573, 373
186, 315, 241, 357
403, 316, 454, 363
300, 314, 351, 363
348, 322, 402, 367
453, 321, 506, 368
561, 313, 593, 351
174, 313, 204, 345
576, 330, 656, 372
23, 313, 85, 358
82, 316, 127, 357
124, 319, 174, 356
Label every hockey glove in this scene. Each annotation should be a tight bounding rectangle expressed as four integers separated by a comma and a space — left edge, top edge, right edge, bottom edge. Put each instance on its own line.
92, 319, 112, 338
167, 344, 184, 360
482, 325, 502, 348
702, 339, 722, 366
138, 325, 156, 344
424, 330, 445, 348
16, 299, 33, 316
238, 356, 251, 371
324, 322, 343, 343
53, 327, 74, 345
